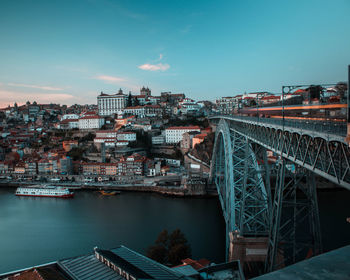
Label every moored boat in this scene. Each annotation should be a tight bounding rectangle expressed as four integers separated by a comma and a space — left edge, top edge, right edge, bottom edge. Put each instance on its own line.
99, 190, 120, 196
15, 185, 74, 198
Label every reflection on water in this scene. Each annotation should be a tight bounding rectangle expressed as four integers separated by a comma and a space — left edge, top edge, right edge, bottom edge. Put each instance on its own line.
0, 188, 225, 273
0, 188, 349, 274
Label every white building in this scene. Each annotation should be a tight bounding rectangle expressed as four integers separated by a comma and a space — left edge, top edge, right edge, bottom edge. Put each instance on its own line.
98, 89, 126, 116
179, 102, 200, 114
165, 126, 201, 144
124, 106, 145, 118
148, 96, 160, 105
96, 130, 118, 138
59, 118, 79, 129
152, 135, 165, 145
116, 140, 128, 147
61, 114, 80, 120
117, 132, 136, 142
78, 115, 105, 130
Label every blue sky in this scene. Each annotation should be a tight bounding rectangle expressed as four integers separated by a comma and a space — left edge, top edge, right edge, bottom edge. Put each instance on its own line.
0, 0, 349, 106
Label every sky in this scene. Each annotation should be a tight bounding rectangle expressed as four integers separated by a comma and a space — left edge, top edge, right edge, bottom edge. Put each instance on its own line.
0, 0, 349, 107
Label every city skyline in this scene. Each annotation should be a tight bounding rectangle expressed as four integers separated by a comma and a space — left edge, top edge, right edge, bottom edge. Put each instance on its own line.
0, 0, 350, 107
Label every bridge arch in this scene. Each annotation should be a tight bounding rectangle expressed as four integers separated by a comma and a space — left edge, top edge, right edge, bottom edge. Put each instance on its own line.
210, 119, 270, 256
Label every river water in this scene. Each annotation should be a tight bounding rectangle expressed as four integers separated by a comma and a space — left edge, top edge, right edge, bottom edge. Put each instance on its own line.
0, 188, 349, 274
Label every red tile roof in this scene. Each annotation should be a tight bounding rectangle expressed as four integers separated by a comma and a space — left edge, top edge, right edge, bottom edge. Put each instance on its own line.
79, 115, 101, 120
166, 126, 200, 130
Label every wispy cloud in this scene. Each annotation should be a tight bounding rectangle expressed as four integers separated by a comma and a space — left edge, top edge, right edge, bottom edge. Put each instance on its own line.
92, 74, 139, 91
138, 63, 170, 72
0, 89, 76, 107
138, 53, 170, 71
7, 83, 63, 91
93, 75, 126, 84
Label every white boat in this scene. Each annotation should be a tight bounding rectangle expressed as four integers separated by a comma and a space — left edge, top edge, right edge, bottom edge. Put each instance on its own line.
15, 185, 74, 198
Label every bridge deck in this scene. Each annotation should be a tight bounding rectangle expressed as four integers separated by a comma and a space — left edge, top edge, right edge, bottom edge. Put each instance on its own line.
211, 115, 347, 142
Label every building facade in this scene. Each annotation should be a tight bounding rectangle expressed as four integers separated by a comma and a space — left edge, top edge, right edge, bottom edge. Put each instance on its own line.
165, 126, 201, 144
98, 89, 127, 116
78, 115, 105, 130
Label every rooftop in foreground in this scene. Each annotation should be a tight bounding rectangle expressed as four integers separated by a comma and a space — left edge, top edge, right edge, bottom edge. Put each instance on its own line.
255, 245, 350, 280
0, 245, 243, 280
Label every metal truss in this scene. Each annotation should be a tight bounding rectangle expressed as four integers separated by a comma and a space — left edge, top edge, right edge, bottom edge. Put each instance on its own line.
214, 117, 350, 190
265, 160, 322, 272
210, 119, 270, 257
209, 117, 329, 271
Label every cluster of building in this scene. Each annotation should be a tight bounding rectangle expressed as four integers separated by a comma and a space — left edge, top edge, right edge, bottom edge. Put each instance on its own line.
216, 85, 345, 115
0, 142, 171, 178
0, 86, 215, 181
97, 87, 205, 119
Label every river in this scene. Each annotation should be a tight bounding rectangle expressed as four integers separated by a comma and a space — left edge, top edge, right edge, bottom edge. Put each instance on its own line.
0, 187, 349, 274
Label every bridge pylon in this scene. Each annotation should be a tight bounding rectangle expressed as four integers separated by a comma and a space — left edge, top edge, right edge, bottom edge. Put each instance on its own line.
265, 159, 322, 272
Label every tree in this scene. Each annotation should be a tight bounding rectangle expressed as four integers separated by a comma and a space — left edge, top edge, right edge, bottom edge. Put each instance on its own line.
127, 92, 133, 107
146, 229, 191, 266
168, 229, 191, 265
67, 147, 85, 161
147, 244, 168, 264
80, 132, 95, 142
134, 97, 140, 106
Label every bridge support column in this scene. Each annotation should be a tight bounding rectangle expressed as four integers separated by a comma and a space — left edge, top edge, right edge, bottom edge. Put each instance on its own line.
228, 231, 283, 277
265, 160, 322, 272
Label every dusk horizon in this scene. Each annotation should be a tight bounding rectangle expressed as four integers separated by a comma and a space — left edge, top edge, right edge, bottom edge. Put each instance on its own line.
1, 0, 350, 107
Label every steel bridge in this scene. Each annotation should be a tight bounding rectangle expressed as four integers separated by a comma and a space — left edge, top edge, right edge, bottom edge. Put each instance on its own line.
209, 114, 350, 273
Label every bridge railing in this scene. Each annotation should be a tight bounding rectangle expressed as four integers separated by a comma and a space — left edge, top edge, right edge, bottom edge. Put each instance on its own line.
210, 114, 347, 137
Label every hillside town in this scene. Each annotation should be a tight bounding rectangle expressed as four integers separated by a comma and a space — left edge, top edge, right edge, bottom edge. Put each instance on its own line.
0, 87, 218, 195
1, 84, 347, 188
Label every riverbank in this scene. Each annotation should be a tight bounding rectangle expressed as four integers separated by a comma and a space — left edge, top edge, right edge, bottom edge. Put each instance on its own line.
0, 181, 218, 197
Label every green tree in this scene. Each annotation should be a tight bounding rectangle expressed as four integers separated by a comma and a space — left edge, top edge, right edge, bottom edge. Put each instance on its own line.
80, 132, 95, 142
168, 229, 191, 265
147, 244, 168, 264
146, 229, 168, 263
127, 92, 133, 107
146, 229, 191, 266
67, 147, 85, 161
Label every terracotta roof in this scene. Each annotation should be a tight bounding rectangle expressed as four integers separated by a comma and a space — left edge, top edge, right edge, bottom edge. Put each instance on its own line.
125, 106, 144, 109
193, 133, 207, 139
176, 258, 210, 270
294, 89, 306, 93
79, 115, 101, 120
261, 95, 280, 100
144, 104, 161, 108
96, 130, 117, 133
166, 126, 200, 130
60, 119, 79, 124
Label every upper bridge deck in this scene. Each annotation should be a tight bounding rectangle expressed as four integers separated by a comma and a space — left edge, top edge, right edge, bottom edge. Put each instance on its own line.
210, 114, 350, 189
210, 114, 347, 143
